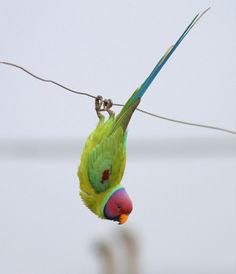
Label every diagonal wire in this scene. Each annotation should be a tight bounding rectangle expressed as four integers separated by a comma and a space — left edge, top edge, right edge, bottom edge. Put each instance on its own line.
0, 61, 97, 99
1, 61, 236, 136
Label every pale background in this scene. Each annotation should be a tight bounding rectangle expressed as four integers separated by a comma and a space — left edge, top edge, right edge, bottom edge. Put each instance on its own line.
0, 0, 235, 273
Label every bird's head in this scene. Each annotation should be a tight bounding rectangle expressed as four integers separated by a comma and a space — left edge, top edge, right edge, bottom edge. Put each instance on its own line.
103, 187, 133, 225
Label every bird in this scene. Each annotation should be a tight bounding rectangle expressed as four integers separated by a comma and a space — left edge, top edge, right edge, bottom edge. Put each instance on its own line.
78, 8, 210, 224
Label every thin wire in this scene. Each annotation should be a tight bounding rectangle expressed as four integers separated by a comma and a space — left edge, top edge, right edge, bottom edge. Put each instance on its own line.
135, 108, 236, 135
1, 61, 236, 136
0, 61, 97, 99
113, 103, 236, 135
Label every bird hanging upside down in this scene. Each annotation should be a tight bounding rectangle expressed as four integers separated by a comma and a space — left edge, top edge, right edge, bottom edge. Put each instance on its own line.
78, 9, 210, 224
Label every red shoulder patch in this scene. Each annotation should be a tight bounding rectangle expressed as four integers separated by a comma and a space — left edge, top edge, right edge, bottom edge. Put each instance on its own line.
101, 169, 110, 183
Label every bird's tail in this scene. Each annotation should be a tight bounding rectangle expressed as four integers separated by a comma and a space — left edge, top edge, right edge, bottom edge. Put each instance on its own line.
111, 8, 210, 134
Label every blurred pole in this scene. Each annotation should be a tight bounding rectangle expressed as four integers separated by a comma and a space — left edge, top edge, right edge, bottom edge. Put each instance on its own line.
119, 230, 140, 274
95, 242, 115, 274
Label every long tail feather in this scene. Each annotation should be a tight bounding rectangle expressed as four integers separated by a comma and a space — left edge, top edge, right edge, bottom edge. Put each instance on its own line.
111, 8, 210, 134
133, 7, 210, 101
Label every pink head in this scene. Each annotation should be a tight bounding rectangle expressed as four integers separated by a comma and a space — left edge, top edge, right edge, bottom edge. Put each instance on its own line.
103, 188, 133, 224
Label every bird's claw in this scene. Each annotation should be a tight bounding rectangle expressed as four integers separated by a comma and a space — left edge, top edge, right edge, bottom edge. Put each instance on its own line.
95, 95, 104, 118
103, 99, 115, 117
95, 96, 115, 118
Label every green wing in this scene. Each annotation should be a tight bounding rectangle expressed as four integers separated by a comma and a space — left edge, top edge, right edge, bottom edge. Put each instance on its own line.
88, 127, 126, 193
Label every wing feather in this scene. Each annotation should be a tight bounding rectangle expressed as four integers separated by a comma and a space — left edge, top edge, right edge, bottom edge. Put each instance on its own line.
88, 127, 125, 193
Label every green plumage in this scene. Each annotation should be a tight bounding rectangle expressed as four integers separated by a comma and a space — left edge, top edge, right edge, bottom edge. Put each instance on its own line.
78, 90, 139, 218
78, 9, 209, 221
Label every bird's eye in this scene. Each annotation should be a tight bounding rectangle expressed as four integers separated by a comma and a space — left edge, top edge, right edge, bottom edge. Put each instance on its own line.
117, 205, 121, 210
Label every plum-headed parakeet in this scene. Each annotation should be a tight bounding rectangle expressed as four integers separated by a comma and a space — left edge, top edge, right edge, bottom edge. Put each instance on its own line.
78, 9, 209, 224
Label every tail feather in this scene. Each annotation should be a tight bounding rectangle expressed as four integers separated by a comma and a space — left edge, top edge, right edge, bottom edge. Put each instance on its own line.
111, 8, 210, 134
133, 7, 210, 101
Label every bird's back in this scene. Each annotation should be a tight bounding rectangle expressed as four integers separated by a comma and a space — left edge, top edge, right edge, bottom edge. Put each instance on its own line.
78, 116, 127, 217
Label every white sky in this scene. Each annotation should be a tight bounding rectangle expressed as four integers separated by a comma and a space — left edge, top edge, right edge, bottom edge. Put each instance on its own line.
0, 1, 235, 274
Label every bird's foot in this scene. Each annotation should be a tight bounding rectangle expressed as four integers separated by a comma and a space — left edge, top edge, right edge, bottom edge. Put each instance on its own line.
95, 95, 115, 119
103, 98, 115, 117
95, 95, 104, 119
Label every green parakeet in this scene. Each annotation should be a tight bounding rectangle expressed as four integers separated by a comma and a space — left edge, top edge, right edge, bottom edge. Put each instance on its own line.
78, 10, 209, 224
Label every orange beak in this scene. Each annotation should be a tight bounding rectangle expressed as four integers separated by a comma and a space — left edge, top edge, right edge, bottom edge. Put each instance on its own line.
119, 214, 129, 225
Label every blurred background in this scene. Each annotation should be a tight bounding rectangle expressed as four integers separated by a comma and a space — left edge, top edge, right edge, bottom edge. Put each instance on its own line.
0, 1, 236, 273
